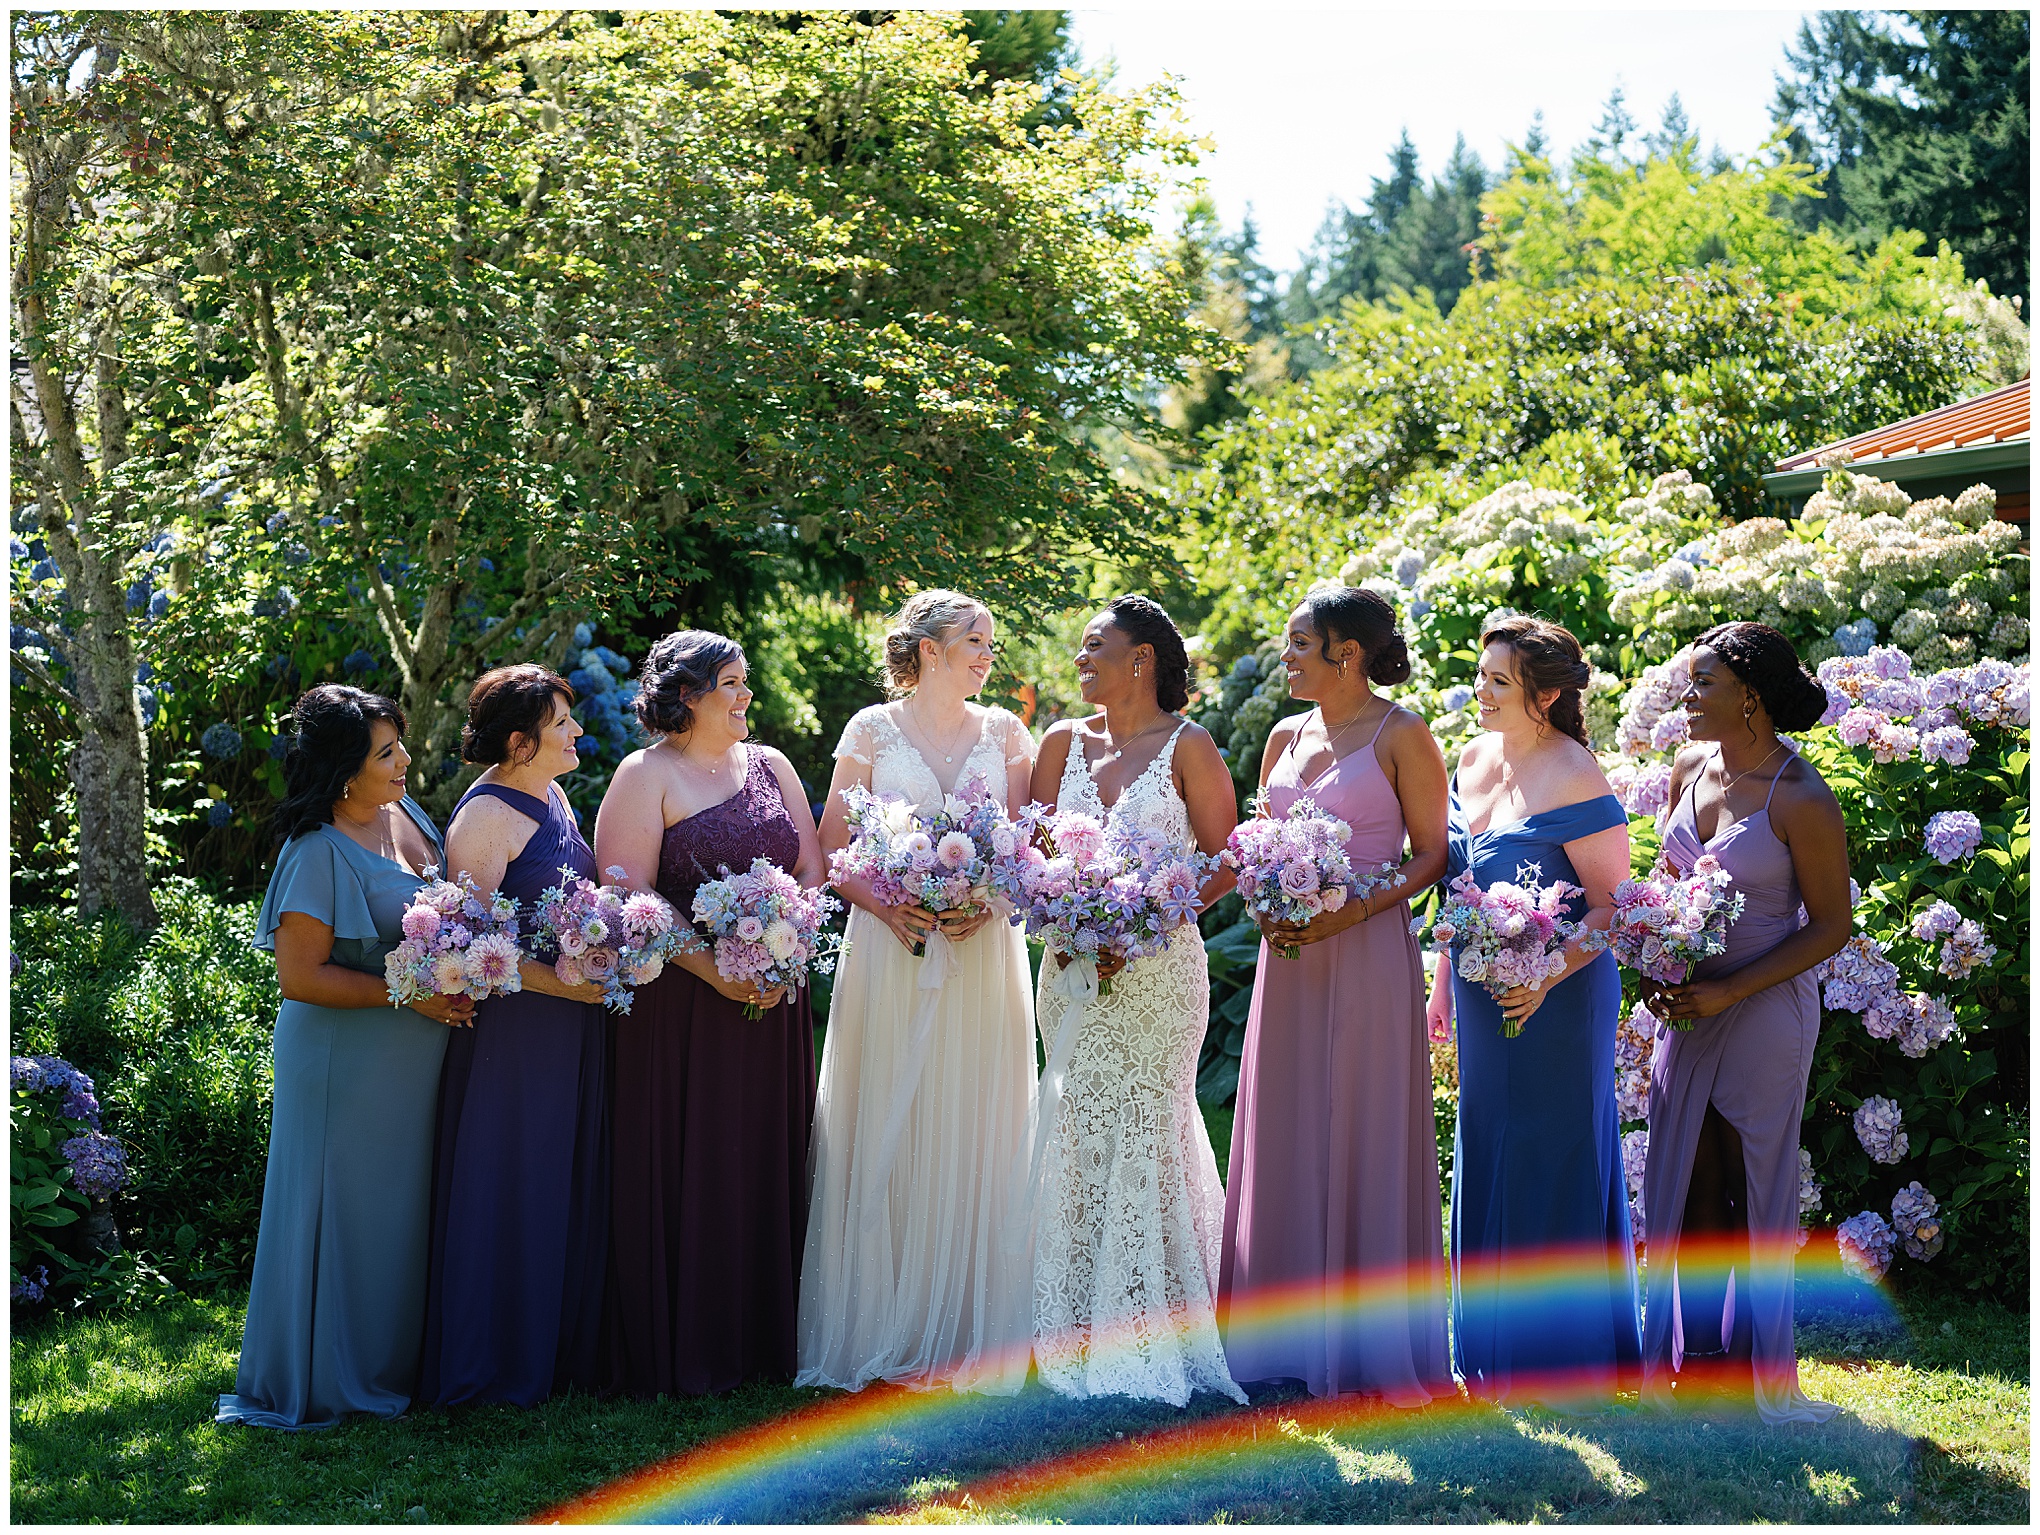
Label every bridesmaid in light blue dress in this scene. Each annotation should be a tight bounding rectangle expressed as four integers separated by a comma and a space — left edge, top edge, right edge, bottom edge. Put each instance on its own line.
218, 687, 473, 1431
1428, 617, 1640, 1408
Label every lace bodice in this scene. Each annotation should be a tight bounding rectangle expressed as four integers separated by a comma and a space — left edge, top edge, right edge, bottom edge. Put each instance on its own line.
656, 746, 802, 915
835, 704, 1032, 813
1058, 718, 1194, 846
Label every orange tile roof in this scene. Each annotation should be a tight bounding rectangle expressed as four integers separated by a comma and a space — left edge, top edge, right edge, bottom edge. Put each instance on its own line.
1774, 378, 2029, 471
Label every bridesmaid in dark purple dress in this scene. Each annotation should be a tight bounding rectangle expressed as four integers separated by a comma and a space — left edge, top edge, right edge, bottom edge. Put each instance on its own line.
593, 630, 828, 1396
1644, 624, 1851, 1424
422, 666, 610, 1408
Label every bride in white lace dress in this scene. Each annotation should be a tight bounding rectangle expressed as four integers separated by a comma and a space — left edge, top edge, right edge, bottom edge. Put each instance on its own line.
1026, 596, 1246, 1406
797, 592, 1038, 1394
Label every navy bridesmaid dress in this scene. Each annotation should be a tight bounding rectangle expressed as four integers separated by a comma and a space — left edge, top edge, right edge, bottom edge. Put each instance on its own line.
420, 781, 610, 1408
1445, 783, 1641, 1406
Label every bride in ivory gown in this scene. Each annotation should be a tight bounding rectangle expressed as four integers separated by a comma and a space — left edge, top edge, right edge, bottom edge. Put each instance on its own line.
1025, 596, 1245, 1406
797, 592, 1038, 1393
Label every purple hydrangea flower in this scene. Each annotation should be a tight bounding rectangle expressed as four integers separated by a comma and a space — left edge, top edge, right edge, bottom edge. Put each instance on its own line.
11, 1266, 49, 1303
1918, 726, 1974, 766
61, 1130, 128, 1199
1853, 1095, 1908, 1164
1621, 1128, 1649, 1238
1937, 920, 1996, 981
1867, 646, 1912, 681
1889, 1181, 1943, 1262
1894, 994, 1959, 1058
1923, 811, 1983, 865
1836, 1209, 1896, 1282
1909, 900, 1962, 941
10, 1053, 102, 1129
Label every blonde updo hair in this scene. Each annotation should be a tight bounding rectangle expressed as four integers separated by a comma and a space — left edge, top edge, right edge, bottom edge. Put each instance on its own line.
883, 589, 986, 696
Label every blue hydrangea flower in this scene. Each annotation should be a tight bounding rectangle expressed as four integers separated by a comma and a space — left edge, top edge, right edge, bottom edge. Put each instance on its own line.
343, 649, 376, 675
265, 511, 290, 535
318, 514, 339, 528
201, 722, 244, 758
265, 654, 293, 679
1392, 549, 1427, 587
148, 591, 170, 620
147, 530, 176, 555
125, 578, 153, 613
207, 801, 234, 828
8, 535, 28, 560
1410, 596, 1434, 619
11, 1054, 103, 1128
252, 587, 297, 617
136, 686, 159, 727
1672, 541, 1712, 567
1229, 654, 1260, 682
269, 736, 291, 761
31, 558, 59, 582
594, 646, 630, 674
12, 1267, 49, 1303
1832, 617, 1878, 657
1441, 684, 1475, 712
478, 557, 495, 573
62, 1131, 128, 1198
567, 667, 597, 696
572, 622, 594, 648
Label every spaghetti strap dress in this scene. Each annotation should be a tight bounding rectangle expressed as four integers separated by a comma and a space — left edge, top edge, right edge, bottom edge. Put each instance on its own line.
1642, 749, 1838, 1425
218, 798, 451, 1430
421, 781, 610, 1408
1219, 707, 1450, 1403
1446, 783, 1640, 1406
599, 745, 817, 1397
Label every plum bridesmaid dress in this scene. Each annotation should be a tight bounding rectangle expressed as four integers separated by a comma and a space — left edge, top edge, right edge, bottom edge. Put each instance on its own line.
1445, 782, 1640, 1406
1218, 707, 1451, 1403
1642, 748, 1838, 1424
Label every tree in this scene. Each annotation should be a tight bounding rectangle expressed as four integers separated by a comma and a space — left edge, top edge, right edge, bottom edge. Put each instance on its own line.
11, 9, 1220, 905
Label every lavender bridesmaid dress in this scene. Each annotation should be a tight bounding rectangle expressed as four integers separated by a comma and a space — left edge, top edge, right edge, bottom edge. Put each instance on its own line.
1218, 707, 1451, 1403
1642, 748, 1838, 1424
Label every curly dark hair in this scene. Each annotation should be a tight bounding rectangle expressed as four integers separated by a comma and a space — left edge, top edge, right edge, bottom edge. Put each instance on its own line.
634, 629, 745, 737
1102, 594, 1190, 712
1694, 622, 1829, 732
462, 664, 574, 766
1480, 614, 1591, 749
273, 685, 408, 844
1300, 585, 1411, 685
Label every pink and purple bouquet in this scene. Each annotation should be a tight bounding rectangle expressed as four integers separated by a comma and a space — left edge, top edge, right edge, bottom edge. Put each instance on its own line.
384, 869, 525, 1007
1414, 861, 1603, 1038
995, 807, 1216, 996
1223, 794, 1400, 960
530, 864, 695, 1014
1605, 854, 1746, 1023
828, 781, 1014, 952
691, 857, 841, 1019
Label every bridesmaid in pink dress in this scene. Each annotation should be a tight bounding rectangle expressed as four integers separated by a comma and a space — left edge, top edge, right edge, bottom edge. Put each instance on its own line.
1218, 586, 1453, 1404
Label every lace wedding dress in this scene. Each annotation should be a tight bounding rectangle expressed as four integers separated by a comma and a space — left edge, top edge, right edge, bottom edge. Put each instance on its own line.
1030, 720, 1245, 1405
796, 704, 1038, 1394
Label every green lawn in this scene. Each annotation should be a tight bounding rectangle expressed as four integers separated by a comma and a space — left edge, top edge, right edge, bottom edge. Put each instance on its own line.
9, 1285, 2026, 1523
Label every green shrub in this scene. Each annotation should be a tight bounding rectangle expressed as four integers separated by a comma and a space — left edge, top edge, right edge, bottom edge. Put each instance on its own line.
10, 879, 278, 1289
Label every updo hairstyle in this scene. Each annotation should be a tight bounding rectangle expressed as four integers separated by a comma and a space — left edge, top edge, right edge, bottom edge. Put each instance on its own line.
1103, 594, 1190, 712
272, 684, 407, 844
1301, 584, 1412, 685
1480, 614, 1591, 749
882, 589, 986, 696
462, 664, 574, 766
1693, 622, 1829, 732
634, 629, 745, 737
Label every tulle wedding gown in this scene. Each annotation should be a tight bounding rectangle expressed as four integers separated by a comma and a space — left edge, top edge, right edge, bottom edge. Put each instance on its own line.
1028, 720, 1245, 1406
796, 704, 1038, 1393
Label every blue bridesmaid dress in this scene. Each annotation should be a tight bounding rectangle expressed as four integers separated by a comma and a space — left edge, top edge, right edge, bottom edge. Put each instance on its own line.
1445, 783, 1641, 1405
420, 781, 610, 1407
218, 799, 451, 1429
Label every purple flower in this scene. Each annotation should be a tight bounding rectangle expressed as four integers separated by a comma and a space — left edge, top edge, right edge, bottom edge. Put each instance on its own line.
1889, 1182, 1943, 1262
1895, 994, 1959, 1058
1936, 920, 1996, 981
1923, 811, 1983, 865
1867, 645, 1912, 681
1621, 1128, 1649, 1238
1836, 1210, 1896, 1282
12, 1266, 49, 1304
1909, 900, 1962, 941
1853, 1095, 1908, 1164
1621, 763, 1672, 819
10, 1053, 103, 1129
61, 1129, 129, 1199
1918, 726, 1974, 766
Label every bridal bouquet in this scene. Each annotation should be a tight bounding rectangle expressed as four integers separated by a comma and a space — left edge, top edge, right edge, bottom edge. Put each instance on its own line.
1224, 794, 1401, 960
1414, 861, 1602, 1037
692, 857, 841, 1019
1606, 855, 1745, 1025
828, 781, 1014, 952
385, 869, 525, 1007
529, 865, 694, 1014
996, 808, 1215, 996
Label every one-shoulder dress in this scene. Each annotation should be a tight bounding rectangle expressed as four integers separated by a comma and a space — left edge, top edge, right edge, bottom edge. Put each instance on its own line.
1219, 707, 1450, 1403
1446, 784, 1640, 1405
218, 799, 451, 1430
599, 745, 817, 1397
421, 780, 609, 1408
1642, 749, 1838, 1424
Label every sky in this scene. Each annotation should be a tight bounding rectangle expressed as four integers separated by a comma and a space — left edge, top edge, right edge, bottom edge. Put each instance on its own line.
1067, 4, 1817, 274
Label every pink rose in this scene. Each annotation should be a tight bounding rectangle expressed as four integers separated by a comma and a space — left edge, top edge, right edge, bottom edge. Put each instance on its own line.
736, 915, 766, 943
582, 947, 618, 982
558, 928, 587, 956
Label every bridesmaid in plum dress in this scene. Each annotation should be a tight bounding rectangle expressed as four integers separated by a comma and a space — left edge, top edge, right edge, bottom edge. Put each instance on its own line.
593, 631, 827, 1397
422, 666, 609, 1408
1219, 587, 1452, 1404
1643, 624, 1849, 1423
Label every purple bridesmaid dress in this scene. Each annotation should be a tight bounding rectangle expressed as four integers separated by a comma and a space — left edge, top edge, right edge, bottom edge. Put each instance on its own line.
1218, 707, 1451, 1403
1642, 748, 1838, 1424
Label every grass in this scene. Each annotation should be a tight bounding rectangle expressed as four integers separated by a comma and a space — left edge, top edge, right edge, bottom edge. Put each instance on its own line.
9, 1281, 2026, 1523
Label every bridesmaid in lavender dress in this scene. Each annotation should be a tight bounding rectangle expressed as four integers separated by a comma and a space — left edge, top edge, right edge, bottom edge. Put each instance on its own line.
422, 666, 609, 1408
1219, 587, 1452, 1404
593, 631, 828, 1396
1643, 624, 1849, 1423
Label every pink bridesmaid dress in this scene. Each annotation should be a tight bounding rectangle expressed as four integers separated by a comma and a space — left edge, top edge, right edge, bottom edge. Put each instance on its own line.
1217, 707, 1451, 1404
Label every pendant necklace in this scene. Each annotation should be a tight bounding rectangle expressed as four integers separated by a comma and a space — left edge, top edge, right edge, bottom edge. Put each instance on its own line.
1719, 740, 1785, 794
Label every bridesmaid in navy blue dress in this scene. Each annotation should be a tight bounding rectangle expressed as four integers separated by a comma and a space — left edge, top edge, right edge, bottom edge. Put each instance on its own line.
1427, 616, 1640, 1407
421, 666, 610, 1408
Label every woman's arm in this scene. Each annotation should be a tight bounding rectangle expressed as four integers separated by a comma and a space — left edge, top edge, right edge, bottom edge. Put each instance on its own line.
593, 752, 668, 895
273, 911, 472, 1026
1028, 719, 1077, 815
1495, 818, 1630, 1029
818, 747, 936, 952
762, 746, 827, 889
447, 794, 601, 1003
1426, 949, 1454, 1042
1178, 724, 1240, 907
1658, 772, 1853, 1022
